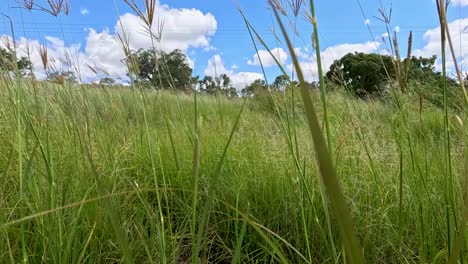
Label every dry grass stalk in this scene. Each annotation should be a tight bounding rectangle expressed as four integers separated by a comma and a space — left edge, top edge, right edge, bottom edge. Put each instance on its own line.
393, 31, 404, 92
19, 0, 69, 16
38, 43, 48, 71
374, 2, 395, 57
44, 0, 69, 16
123, 0, 157, 29
289, 0, 304, 17
116, 32, 139, 83
1, 36, 15, 54
17, 0, 34, 10
268, 0, 287, 16
392, 31, 413, 93
85, 63, 110, 76
404, 31, 413, 85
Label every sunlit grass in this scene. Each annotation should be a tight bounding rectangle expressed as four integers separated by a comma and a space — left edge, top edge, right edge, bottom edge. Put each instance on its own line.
0, 78, 466, 263
1, 0, 468, 263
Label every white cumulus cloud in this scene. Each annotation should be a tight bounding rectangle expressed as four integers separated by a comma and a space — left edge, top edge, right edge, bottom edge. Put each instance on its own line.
247, 47, 288, 67
287, 41, 382, 81
1, 2, 217, 83
205, 54, 263, 90
413, 18, 468, 73
115, 6, 216, 52
451, 0, 468, 6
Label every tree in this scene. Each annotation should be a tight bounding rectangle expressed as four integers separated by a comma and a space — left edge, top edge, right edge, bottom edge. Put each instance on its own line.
99, 77, 117, 86
199, 74, 237, 97
199, 76, 218, 94
242, 79, 267, 96
0, 48, 33, 77
404, 56, 438, 82
46, 71, 77, 85
191, 75, 200, 91
326, 52, 395, 97
272, 74, 289, 91
130, 48, 193, 90
326, 52, 461, 99
404, 55, 457, 85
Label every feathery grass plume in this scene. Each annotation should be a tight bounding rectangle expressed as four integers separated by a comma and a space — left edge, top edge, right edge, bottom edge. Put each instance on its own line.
289, 0, 304, 17
393, 31, 404, 91
269, 0, 365, 263
404, 31, 413, 85
354, 0, 394, 83
392, 31, 413, 93
1, 36, 16, 59
269, 0, 287, 16
374, 2, 413, 94
270, 24, 282, 44
23, 0, 70, 16
64, 47, 82, 82
17, 0, 35, 11
374, 2, 394, 56
139, 16, 165, 43
45, 0, 69, 16
21, 40, 35, 78
85, 63, 110, 76
123, 0, 157, 29
85, 63, 98, 75
38, 42, 48, 71
121, 0, 178, 91
116, 32, 139, 84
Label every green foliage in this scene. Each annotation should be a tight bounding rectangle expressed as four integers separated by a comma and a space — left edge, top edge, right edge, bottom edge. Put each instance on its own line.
99, 77, 117, 86
327, 53, 463, 103
272, 74, 289, 91
198, 73, 237, 97
241, 79, 267, 96
403, 56, 464, 110
46, 71, 77, 85
326, 52, 395, 98
130, 48, 193, 90
0, 48, 33, 77
405, 56, 438, 82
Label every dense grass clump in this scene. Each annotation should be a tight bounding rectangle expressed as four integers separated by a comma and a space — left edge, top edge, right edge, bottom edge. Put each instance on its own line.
0, 78, 466, 263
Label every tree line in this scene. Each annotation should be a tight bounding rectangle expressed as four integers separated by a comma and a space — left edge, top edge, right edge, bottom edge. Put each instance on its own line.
1, 46, 466, 103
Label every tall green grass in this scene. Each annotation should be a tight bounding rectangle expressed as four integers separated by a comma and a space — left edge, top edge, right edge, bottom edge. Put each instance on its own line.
0, 78, 466, 263
1, 0, 468, 262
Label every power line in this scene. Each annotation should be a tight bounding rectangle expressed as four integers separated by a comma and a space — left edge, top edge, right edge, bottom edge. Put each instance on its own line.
1, 20, 443, 30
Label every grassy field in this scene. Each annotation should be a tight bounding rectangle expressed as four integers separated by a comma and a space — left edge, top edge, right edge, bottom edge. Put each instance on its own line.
0, 77, 467, 263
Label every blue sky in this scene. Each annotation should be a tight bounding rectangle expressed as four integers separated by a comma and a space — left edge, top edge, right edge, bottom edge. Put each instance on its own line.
0, 0, 467, 88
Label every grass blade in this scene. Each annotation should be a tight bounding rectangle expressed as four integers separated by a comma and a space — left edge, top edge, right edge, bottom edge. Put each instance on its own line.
269, 1, 365, 262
